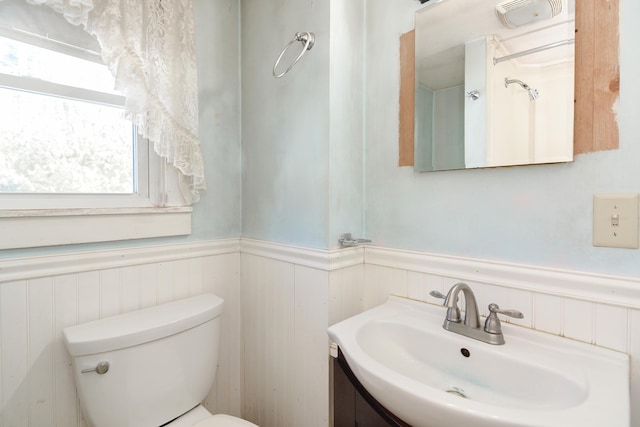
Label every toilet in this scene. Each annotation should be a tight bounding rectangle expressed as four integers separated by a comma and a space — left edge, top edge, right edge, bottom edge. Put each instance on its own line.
62, 294, 257, 427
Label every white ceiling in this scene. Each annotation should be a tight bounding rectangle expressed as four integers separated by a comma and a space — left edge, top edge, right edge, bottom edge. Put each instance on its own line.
415, 0, 575, 90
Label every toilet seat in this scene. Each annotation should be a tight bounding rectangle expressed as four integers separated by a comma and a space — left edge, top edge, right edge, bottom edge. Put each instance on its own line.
194, 414, 259, 427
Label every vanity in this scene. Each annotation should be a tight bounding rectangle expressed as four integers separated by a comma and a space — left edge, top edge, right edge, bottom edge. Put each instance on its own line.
333, 348, 409, 427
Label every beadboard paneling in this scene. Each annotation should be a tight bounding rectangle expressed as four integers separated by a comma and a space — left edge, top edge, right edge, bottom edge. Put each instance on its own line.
1, 280, 28, 426
328, 265, 364, 326
240, 248, 334, 427
0, 241, 242, 427
27, 277, 55, 426
3, 239, 639, 427
241, 253, 296, 426
293, 266, 329, 427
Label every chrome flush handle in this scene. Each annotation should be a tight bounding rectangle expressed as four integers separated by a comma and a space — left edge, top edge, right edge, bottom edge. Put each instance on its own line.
81, 361, 110, 375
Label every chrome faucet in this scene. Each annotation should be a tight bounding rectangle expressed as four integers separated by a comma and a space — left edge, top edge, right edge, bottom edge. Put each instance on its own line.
444, 282, 480, 329
430, 282, 523, 345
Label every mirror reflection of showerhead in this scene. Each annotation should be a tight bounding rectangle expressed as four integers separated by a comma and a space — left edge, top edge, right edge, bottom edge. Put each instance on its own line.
505, 77, 540, 101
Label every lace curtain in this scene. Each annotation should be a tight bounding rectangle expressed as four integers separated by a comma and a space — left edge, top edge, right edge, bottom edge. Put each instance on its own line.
13, 0, 206, 204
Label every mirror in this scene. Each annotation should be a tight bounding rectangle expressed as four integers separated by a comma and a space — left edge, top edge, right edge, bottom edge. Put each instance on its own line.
414, 0, 575, 172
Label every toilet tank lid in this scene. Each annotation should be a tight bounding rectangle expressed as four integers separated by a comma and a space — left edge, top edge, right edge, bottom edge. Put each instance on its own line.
63, 294, 224, 356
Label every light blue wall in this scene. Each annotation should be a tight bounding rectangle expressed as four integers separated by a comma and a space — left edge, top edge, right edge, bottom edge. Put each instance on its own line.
365, 0, 640, 278
191, 0, 242, 241
329, 0, 366, 249
241, 0, 330, 249
241, 0, 365, 250
0, 0, 242, 259
6, 0, 639, 280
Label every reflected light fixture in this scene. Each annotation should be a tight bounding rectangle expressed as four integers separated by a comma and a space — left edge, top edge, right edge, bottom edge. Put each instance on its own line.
495, 0, 562, 28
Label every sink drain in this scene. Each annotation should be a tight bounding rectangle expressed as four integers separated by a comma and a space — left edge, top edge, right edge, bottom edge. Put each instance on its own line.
446, 387, 469, 399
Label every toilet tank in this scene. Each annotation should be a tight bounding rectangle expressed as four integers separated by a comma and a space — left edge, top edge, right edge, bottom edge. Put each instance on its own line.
62, 294, 224, 427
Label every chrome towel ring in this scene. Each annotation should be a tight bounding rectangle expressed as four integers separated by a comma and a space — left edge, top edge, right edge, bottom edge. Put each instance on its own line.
272, 32, 315, 79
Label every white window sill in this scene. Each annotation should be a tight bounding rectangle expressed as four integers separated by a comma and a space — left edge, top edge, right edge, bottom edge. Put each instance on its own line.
0, 207, 192, 250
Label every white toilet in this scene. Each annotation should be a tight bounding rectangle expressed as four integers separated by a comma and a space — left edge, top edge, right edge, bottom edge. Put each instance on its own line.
62, 293, 257, 427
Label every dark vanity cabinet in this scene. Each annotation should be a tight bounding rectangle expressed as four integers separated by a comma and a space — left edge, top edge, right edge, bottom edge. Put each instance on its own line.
333, 350, 412, 427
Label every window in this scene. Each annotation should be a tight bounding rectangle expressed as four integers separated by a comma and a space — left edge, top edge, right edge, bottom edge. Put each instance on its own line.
0, 2, 191, 249
0, 35, 140, 199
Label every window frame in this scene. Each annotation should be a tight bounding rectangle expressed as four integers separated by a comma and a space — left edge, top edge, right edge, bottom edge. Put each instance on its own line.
0, 29, 192, 250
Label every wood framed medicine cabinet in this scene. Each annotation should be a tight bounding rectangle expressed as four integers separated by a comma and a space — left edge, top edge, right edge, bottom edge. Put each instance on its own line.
399, 0, 620, 167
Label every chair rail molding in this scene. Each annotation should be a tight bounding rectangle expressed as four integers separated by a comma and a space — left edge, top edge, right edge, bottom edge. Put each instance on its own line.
0, 239, 240, 283
240, 238, 364, 271
365, 246, 640, 309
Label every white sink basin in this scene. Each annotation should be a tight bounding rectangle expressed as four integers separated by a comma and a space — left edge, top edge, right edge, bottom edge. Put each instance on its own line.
328, 296, 629, 427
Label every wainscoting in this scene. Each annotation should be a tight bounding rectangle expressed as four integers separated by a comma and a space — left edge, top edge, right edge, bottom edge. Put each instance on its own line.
238, 240, 640, 427
239, 239, 363, 427
0, 240, 242, 427
2, 239, 639, 427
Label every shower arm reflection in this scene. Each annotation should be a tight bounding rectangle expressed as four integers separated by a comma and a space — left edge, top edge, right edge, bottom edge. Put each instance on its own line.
505, 77, 539, 101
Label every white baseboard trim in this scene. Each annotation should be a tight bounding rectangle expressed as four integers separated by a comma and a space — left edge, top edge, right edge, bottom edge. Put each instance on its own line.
365, 246, 640, 309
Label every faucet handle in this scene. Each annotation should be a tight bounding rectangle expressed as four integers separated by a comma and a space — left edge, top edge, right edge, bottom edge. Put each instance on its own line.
430, 290, 461, 323
429, 290, 447, 300
488, 303, 523, 319
484, 303, 524, 335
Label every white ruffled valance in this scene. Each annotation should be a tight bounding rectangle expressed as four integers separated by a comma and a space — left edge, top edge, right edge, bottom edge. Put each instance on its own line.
10, 0, 205, 204
24, 0, 93, 26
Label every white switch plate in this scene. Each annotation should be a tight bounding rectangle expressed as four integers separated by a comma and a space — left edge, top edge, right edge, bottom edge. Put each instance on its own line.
593, 194, 639, 248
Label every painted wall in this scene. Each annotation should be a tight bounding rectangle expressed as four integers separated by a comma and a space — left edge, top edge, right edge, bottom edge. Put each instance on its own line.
191, 0, 242, 241
329, 0, 366, 249
0, 0, 242, 260
241, 0, 331, 249
365, 0, 640, 278
241, 0, 365, 250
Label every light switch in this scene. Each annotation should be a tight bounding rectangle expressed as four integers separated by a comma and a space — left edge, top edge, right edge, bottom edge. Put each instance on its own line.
593, 194, 639, 249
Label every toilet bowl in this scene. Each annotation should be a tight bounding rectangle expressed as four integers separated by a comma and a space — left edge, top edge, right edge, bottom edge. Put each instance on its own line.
62, 294, 258, 427
166, 405, 257, 427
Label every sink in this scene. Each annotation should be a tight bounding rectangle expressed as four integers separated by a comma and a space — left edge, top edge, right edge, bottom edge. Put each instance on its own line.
328, 296, 629, 427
